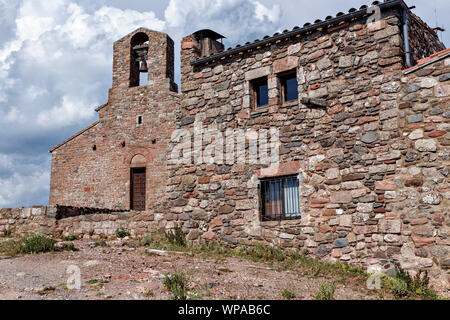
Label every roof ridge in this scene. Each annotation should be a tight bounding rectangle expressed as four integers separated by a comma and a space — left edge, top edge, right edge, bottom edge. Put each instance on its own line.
404, 48, 450, 74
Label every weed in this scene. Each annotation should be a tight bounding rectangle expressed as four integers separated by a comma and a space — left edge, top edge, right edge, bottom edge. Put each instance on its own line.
0, 234, 58, 256
37, 286, 56, 296
94, 240, 108, 247
144, 291, 155, 298
139, 234, 154, 247
165, 226, 186, 247
281, 287, 296, 300
164, 272, 188, 300
20, 234, 57, 254
87, 278, 110, 288
64, 235, 77, 241
315, 281, 336, 300
115, 227, 130, 239
383, 266, 439, 300
384, 277, 408, 299
2, 229, 12, 237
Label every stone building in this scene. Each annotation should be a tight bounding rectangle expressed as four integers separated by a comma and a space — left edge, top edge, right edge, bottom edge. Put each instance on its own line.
50, 29, 179, 210
47, 0, 449, 288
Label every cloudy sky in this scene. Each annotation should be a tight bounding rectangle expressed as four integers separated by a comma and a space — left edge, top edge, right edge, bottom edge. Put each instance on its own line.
0, 0, 448, 208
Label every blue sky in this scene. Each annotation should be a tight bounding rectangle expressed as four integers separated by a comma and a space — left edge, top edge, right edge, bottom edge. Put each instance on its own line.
0, 0, 448, 208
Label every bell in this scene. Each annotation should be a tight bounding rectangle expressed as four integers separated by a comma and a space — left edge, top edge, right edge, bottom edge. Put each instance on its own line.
139, 60, 148, 73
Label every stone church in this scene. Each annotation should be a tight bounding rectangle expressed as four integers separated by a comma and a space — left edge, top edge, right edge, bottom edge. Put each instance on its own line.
48, 0, 449, 285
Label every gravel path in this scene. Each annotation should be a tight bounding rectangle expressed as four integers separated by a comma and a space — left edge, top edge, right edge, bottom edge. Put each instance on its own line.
0, 239, 381, 300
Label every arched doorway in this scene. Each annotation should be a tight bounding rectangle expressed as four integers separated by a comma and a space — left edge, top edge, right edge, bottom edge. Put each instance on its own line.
130, 154, 147, 211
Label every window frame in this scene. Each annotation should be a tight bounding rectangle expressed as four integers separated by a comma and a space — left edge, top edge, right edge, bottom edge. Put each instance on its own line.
260, 175, 301, 221
279, 70, 298, 104
251, 77, 269, 110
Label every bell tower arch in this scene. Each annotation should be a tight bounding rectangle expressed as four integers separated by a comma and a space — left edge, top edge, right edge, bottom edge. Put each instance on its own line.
112, 28, 178, 92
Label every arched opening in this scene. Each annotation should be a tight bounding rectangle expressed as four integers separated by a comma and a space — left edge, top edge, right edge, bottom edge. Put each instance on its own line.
130, 33, 149, 87
130, 154, 147, 211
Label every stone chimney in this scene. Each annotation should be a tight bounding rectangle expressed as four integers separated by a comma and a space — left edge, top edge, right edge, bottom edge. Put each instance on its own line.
193, 29, 225, 58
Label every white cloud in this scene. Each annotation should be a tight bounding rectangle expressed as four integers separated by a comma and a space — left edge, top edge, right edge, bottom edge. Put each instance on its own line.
0, 153, 50, 208
0, 169, 50, 208
0, 0, 166, 128
164, 0, 281, 44
37, 95, 97, 128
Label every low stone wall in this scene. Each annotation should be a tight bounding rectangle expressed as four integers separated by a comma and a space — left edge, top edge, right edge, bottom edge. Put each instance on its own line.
0, 206, 161, 238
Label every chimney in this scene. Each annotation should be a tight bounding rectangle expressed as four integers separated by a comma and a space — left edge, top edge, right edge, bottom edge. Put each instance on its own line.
193, 29, 225, 57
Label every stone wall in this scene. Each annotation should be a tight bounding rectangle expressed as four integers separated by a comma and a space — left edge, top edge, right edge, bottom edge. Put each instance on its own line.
50, 29, 179, 211
408, 12, 446, 64
0, 206, 161, 238
158, 9, 449, 291
392, 57, 449, 276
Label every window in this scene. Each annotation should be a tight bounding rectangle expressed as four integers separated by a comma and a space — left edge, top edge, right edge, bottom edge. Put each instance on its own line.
280, 71, 298, 103
252, 78, 269, 109
260, 176, 300, 221
137, 115, 143, 125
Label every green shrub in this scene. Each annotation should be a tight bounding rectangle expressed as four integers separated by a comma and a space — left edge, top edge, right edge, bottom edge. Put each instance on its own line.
115, 227, 130, 239
384, 277, 408, 299
385, 266, 438, 300
164, 272, 188, 300
64, 235, 77, 241
2, 229, 12, 237
19, 234, 57, 254
281, 288, 296, 300
315, 281, 336, 300
165, 226, 186, 247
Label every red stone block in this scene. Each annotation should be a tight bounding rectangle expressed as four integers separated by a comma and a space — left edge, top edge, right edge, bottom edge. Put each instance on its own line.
375, 180, 396, 191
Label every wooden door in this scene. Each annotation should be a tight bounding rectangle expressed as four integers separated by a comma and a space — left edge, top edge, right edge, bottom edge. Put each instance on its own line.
131, 168, 146, 211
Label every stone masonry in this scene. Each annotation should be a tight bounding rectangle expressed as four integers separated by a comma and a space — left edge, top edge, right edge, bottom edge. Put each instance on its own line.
1, 1, 448, 293
49, 29, 178, 210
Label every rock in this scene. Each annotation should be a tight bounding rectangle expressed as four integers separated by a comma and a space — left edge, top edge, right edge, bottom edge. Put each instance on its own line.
415, 139, 437, 152
441, 258, 450, 269
333, 238, 348, 248
339, 56, 353, 68
408, 114, 423, 123
379, 219, 402, 234
439, 73, 450, 82
381, 82, 401, 93
219, 205, 234, 214
375, 180, 396, 191
315, 244, 331, 258
421, 193, 442, 205
405, 151, 419, 162
357, 203, 373, 213
186, 229, 199, 240
419, 77, 437, 88
146, 249, 168, 256
384, 234, 399, 243
325, 168, 340, 180
430, 246, 448, 258
236, 200, 253, 210
330, 191, 353, 204
339, 215, 352, 227
201, 231, 216, 241
408, 129, 424, 140
406, 84, 420, 93
362, 132, 379, 144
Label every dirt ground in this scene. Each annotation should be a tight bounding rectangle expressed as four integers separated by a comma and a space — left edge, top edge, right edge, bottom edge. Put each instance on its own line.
0, 238, 391, 301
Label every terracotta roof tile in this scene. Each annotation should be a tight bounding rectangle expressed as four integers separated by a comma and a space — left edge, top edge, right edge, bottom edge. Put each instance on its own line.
404, 48, 450, 74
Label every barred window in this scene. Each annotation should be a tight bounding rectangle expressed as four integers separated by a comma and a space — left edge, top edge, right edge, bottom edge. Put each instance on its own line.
260, 175, 301, 221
